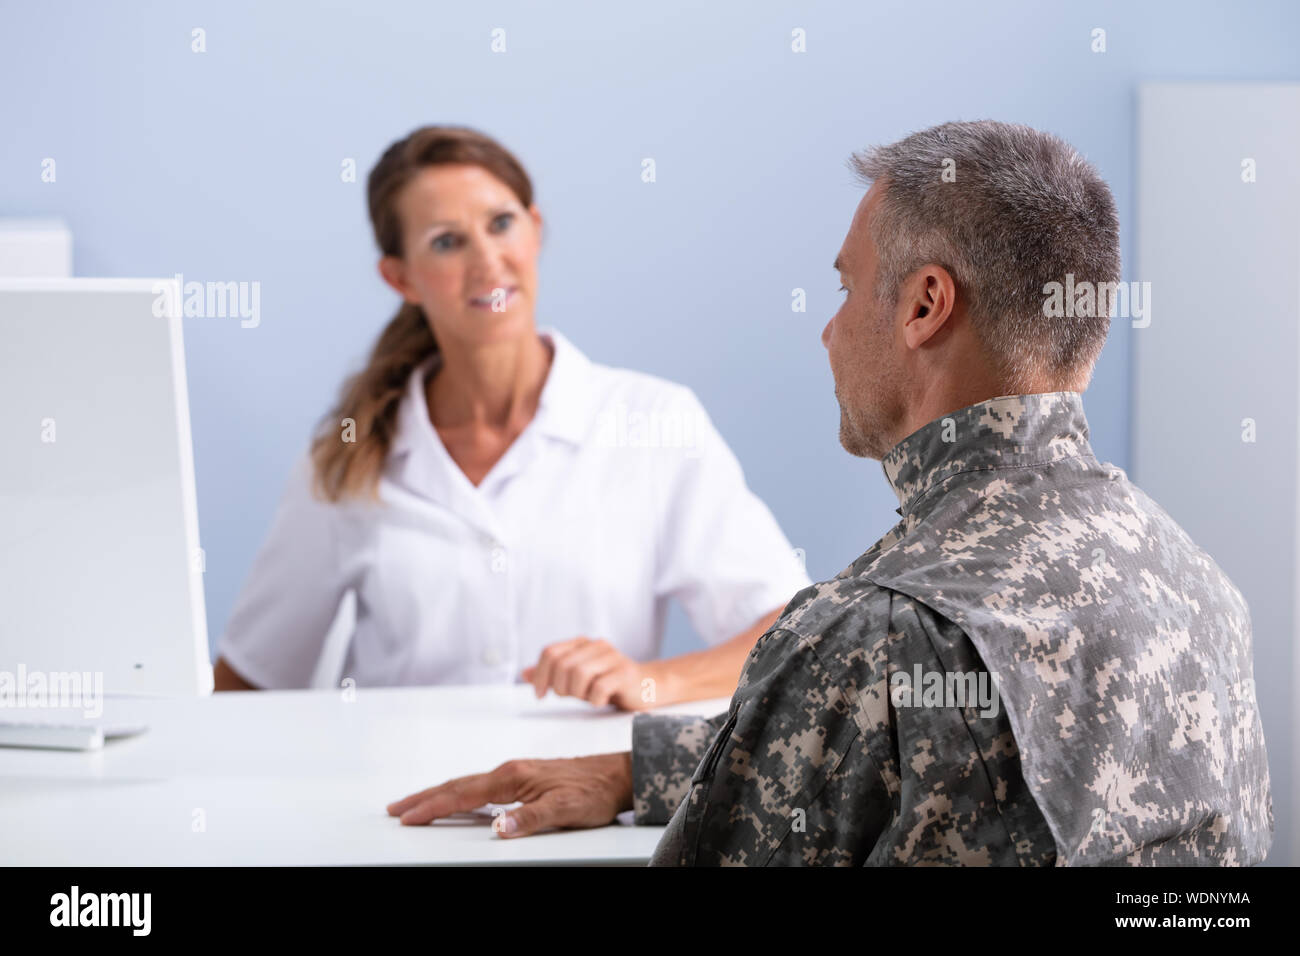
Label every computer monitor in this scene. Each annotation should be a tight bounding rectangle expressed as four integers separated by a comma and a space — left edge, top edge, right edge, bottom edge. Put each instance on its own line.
0, 278, 211, 696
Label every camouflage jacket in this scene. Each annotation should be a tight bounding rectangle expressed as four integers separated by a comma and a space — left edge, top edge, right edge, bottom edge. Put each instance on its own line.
631, 392, 1273, 866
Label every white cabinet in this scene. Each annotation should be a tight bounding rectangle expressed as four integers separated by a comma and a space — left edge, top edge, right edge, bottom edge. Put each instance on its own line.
0, 219, 71, 276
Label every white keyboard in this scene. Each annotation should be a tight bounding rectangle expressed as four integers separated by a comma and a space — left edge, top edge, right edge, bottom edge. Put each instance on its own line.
0, 720, 148, 751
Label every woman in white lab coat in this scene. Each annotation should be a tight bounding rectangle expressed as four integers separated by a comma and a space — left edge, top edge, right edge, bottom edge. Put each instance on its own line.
213, 125, 810, 709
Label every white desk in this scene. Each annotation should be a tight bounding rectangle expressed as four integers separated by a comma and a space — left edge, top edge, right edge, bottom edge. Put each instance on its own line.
0, 685, 730, 865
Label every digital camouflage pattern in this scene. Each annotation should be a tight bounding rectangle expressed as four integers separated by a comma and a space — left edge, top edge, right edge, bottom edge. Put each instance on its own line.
631, 392, 1273, 866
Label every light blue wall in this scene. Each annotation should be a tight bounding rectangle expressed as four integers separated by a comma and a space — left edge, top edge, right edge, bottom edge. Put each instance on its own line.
3, 0, 1296, 744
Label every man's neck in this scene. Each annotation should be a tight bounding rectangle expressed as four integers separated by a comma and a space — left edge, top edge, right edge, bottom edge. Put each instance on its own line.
896, 372, 1064, 449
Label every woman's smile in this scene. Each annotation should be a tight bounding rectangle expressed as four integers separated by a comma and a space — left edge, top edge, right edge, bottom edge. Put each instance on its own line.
468, 285, 518, 310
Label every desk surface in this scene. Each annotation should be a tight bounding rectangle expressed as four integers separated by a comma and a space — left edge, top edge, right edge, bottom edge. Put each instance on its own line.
0, 685, 730, 865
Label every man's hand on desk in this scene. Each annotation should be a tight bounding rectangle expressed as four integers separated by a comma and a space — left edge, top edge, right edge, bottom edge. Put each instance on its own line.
386, 752, 634, 837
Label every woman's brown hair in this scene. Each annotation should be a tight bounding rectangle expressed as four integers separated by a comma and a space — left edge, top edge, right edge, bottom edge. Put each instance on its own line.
310, 126, 535, 501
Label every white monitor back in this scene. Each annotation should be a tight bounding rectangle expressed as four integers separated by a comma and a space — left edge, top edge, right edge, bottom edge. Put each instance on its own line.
0, 278, 211, 696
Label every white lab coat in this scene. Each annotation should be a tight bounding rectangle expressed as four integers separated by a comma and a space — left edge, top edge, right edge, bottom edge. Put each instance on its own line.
216, 328, 812, 688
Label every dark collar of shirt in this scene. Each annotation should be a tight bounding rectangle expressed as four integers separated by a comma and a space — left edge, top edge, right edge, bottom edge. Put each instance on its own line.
880, 391, 1095, 518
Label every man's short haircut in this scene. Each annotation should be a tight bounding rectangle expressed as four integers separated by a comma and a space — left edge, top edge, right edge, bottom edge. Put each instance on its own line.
849, 120, 1121, 391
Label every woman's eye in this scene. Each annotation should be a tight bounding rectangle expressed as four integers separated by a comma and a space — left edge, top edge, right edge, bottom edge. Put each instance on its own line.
490, 213, 514, 232
432, 234, 459, 252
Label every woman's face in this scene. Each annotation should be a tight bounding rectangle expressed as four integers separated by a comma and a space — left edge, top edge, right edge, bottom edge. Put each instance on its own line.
380, 163, 543, 349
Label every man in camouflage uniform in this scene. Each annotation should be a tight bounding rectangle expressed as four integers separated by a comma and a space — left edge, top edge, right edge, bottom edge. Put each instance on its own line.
388, 120, 1273, 866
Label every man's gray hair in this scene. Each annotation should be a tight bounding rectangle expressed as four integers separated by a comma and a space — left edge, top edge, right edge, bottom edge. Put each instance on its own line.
849, 120, 1120, 391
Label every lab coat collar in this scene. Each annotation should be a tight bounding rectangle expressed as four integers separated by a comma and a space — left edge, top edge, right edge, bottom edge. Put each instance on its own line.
532, 326, 596, 445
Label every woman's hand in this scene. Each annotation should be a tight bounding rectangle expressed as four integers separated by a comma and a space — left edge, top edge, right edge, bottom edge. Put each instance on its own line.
521, 637, 662, 711
386, 752, 634, 837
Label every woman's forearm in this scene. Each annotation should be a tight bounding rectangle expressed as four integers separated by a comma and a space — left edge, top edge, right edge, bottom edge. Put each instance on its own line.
213, 656, 258, 691
647, 607, 783, 705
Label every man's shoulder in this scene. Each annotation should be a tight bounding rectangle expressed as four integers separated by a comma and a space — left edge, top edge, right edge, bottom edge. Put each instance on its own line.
767, 574, 892, 640
749, 573, 950, 681
865, 454, 1251, 626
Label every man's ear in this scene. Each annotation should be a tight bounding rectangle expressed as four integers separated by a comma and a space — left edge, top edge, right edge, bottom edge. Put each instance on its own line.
378, 255, 420, 305
902, 265, 957, 349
